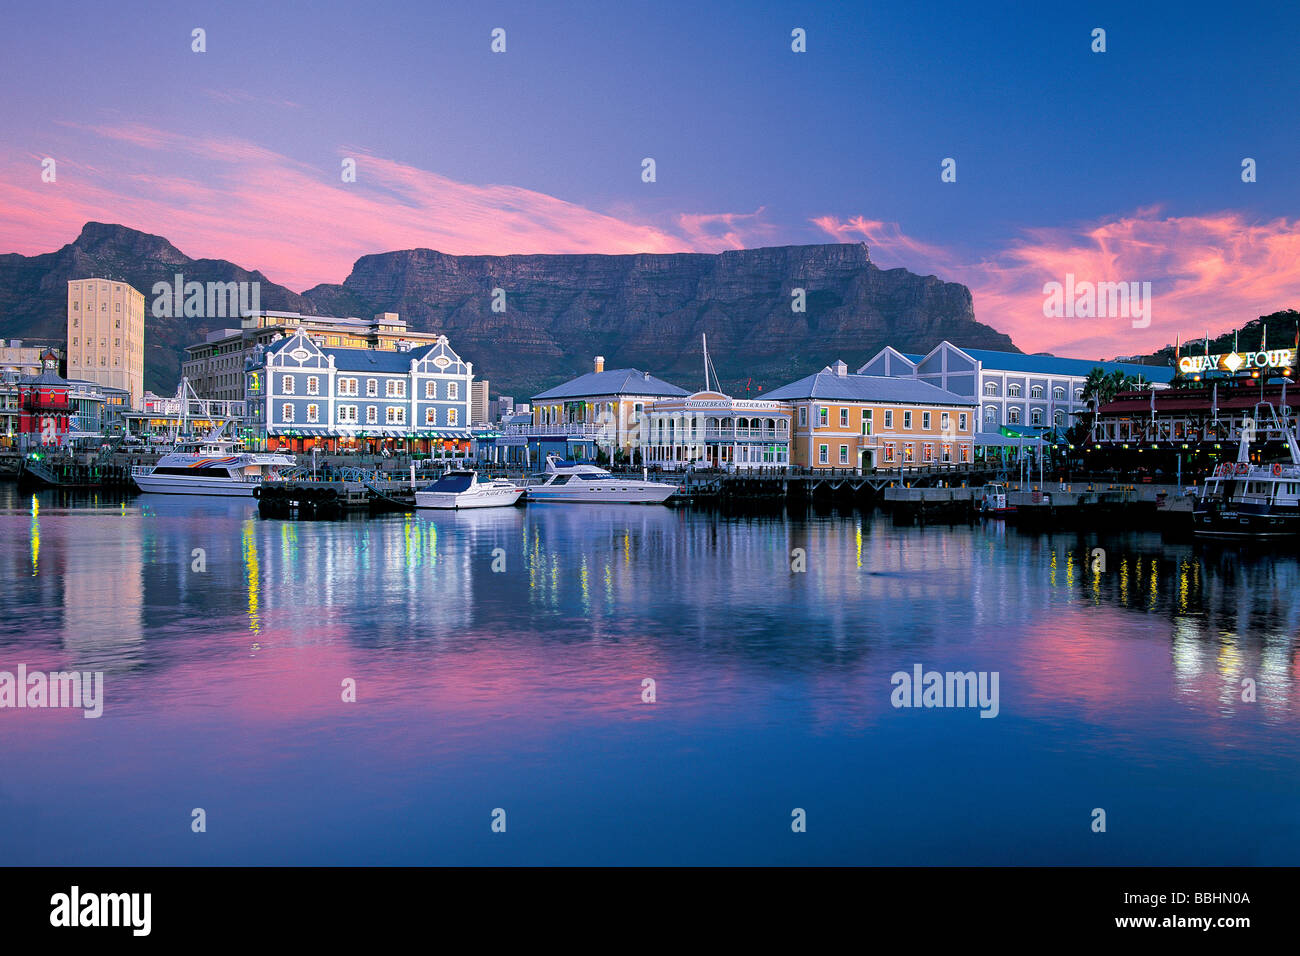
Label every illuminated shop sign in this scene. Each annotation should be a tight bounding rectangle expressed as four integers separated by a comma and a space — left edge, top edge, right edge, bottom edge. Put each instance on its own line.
1178, 348, 1296, 375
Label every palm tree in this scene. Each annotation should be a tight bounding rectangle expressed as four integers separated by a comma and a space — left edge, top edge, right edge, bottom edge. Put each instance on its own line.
1071, 368, 1142, 445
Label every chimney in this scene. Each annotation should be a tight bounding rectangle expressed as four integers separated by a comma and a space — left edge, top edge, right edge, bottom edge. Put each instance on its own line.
594, 355, 605, 374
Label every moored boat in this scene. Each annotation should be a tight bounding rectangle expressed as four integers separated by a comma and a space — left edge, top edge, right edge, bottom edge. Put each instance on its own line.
415, 470, 524, 509
1194, 402, 1300, 539
131, 438, 295, 497
980, 482, 1016, 516
524, 456, 677, 504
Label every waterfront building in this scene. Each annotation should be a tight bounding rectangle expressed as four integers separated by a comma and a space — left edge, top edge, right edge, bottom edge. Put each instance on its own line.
503, 356, 688, 463
1, 349, 129, 450
66, 278, 146, 408
1, 339, 49, 382
860, 341, 1174, 460
119, 389, 246, 441
471, 380, 491, 425
1090, 343, 1300, 472
182, 311, 442, 403
644, 391, 792, 470
245, 328, 473, 455
764, 360, 976, 469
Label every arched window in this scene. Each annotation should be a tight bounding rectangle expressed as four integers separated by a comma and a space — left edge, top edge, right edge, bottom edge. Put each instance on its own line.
1008, 384, 1022, 397
1030, 385, 1043, 398
983, 382, 999, 396
1053, 387, 1065, 400
1008, 407, 1021, 424
1054, 410, 1065, 426
984, 406, 997, 423
1074, 388, 1083, 400
1031, 409, 1042, 425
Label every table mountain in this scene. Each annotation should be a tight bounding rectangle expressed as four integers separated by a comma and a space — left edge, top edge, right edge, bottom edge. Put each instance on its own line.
303, 242, 1015, 397
1, 223, 1017, 399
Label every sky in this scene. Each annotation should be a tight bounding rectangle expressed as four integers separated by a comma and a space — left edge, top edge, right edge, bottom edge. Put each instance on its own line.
1, 0, 1298, 359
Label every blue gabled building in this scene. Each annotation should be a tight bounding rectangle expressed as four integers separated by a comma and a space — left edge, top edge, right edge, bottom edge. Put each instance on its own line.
245, 328, 474, 454
860, 341, 1175, 459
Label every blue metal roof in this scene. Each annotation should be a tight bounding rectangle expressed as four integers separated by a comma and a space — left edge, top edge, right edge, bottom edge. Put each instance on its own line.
326, 346, 434, 372
905, 345, 1174, 381
263, 335, 435, 372
532, 368, 688, 401
764, 366, 974, 405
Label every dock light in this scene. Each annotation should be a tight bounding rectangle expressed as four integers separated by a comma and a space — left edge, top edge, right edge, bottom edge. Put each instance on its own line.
1152, 444, 1158, 450
1123, 444, 1129, 449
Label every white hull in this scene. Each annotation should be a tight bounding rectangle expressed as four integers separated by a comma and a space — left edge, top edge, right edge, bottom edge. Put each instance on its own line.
526, 482, 676, 504
132, 474, 261, 497
416, 486, 524, 509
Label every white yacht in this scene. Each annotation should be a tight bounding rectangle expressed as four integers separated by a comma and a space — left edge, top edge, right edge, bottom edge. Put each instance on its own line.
131, 438, 295, 497
524, 456, 678, 504
1194, 404, 1300, 538
415, 470, 524, 509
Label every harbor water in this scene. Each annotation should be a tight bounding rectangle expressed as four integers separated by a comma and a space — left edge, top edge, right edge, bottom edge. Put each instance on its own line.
1, 484, 1298, 865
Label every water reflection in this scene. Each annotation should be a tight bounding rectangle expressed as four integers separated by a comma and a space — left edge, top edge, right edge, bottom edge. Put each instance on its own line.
2, 485, 1299, 864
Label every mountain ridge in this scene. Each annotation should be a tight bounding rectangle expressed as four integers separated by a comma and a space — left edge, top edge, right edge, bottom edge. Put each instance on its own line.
0, 223, 1020, 398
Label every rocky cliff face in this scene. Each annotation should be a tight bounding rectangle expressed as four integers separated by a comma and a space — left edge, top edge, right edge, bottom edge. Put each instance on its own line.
304, 242, 1016, 397
0, 224, 1018, 398
0, 223, 316, 392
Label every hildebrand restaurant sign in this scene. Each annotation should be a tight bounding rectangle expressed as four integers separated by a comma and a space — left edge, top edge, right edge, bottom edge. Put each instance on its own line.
1178, 348, 1297, 375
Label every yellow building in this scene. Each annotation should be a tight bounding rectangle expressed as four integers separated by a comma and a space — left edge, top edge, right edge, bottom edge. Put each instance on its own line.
67, 279, 146, 408
524, 356, 689, 460
764, 360, 977, 469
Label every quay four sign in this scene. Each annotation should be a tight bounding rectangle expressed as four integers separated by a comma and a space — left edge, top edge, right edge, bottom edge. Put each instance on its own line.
1178, 348, 1297, 375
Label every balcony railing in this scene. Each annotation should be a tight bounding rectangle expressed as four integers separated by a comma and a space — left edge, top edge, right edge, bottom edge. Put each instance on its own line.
504, 423, 609, 437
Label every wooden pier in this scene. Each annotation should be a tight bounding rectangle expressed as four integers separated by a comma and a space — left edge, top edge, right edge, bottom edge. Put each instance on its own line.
881, 480, 1195, 531
254, 477, 417, 518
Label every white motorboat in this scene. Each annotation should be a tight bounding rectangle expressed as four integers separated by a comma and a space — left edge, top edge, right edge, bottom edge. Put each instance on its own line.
131, 438, 296, 497
524, 456, 678, 504
415, 470, 524, 509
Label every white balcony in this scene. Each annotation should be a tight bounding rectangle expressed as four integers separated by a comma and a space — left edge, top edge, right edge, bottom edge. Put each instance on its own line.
504, 422, 609, 438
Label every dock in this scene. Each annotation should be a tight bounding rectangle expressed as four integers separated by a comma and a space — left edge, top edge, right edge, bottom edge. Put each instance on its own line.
255, 477, 417, 518
881, 480, 1195, 531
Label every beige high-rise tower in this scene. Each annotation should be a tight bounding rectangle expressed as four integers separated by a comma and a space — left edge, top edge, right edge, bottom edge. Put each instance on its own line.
67, 278, 145, 408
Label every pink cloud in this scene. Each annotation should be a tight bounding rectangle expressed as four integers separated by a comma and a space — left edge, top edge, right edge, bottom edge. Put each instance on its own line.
0, 124, 758, 291
814, 210, 1300, 357
676, 208, 778, 250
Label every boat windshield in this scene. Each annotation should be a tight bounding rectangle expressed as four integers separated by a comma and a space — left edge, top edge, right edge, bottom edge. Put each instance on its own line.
424, 473, 474, 493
